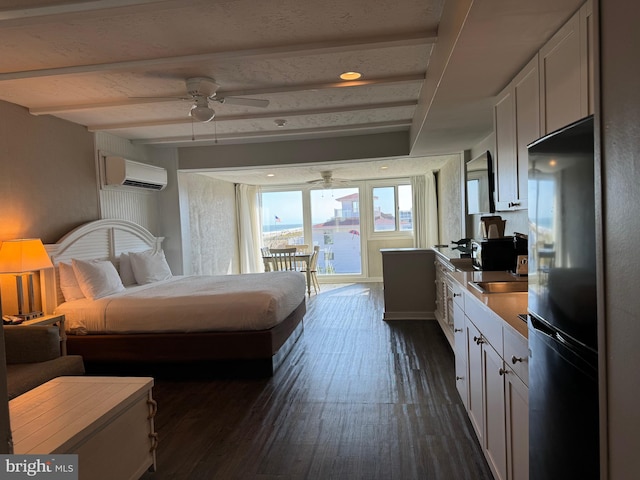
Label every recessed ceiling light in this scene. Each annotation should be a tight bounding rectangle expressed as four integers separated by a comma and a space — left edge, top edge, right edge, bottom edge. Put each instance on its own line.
380, 166, 389, 170
267, 173, 275, 177
274, 119, 287, 127
340, 71, 362, 81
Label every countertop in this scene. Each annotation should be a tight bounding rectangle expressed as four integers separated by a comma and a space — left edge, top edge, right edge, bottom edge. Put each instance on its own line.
431, 245, 475, 271
450, 270, 529, 338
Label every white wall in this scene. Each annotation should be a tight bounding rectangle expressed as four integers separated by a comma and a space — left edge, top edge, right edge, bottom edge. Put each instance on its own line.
437, 154, 464, 244
599, 0, 640, 477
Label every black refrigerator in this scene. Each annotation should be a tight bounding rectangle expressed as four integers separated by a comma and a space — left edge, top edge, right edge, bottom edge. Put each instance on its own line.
527, 115, 600, 480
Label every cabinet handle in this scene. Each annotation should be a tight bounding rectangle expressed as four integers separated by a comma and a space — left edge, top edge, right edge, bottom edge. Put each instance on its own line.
456, 376, 464, 381
453, 293, 462, 297
508, 201, 521, 208
499, 368, 509, 376
511, 355, 525, 364
454, 328, 463, 333
473, 335, 484, 345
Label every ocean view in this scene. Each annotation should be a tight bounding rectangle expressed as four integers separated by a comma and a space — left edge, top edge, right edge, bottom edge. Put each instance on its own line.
262, 223, 303, 233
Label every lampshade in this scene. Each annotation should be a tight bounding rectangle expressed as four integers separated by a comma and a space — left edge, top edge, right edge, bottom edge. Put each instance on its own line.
0, 238, 53, 273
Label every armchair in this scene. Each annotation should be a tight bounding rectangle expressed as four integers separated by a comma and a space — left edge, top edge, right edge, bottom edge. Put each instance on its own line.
3, 325, 84, 399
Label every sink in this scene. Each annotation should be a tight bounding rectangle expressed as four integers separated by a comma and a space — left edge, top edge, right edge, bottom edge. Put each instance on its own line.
470, 281, 528, 294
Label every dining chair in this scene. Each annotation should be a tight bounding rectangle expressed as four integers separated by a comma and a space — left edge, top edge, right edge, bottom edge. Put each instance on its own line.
301, 245, 321, 293
292, 244, 309, 269
269, 247, 297, 271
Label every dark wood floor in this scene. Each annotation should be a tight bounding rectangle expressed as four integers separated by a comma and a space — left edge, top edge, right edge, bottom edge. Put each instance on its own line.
140, 283, 492, 480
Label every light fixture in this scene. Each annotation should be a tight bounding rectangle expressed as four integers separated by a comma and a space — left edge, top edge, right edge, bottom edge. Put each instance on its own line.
267, 173, 275, 177
0, 239, 53, 319
274, 119, 287, 128
340, 71, 362, 81
190, 97, 215, 122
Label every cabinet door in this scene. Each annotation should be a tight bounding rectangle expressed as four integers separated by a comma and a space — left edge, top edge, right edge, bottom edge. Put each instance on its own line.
539, 10, 584, 134
466, 319, 484, 444
506, 370, 529, 480
483, 344, 507, 480
493, 86, 517, 211
512, 54, 539, 211
453, 302, 468, 409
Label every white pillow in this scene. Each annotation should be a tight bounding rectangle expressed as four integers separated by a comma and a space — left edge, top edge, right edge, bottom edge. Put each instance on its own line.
118, 252, 137, 286
71, 258, 125, 300
58, 262, 85, 302
129, 249, 172, 285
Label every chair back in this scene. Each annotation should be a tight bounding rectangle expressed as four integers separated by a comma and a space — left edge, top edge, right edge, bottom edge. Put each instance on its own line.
269, 247, 297, 271
309, 245, 320, 271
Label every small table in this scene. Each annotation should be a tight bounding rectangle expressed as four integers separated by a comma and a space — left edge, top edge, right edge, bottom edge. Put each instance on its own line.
263, 252, 312, 295
10, 376, 157, 480
19, 313, 67, 355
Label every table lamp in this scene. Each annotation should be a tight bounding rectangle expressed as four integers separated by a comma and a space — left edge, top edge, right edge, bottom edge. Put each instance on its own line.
0, 238, 53, 320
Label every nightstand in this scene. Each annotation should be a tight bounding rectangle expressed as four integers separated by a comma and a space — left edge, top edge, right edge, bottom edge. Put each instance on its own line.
19, 314, 67, 355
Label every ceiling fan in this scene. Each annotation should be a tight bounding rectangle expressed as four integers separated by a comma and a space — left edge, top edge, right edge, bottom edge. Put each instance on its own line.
306, 171, 351, 188
137, 77, 269, 123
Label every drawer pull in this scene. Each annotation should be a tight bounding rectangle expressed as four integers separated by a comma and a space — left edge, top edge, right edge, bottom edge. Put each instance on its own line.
509, 201, 521, 208
511, 355, 526, 364
499, 368, 509, 376
453, 293, 461, 297
456, 376, 464, 381
473, 335, 484, 345
454, 328, 463, 333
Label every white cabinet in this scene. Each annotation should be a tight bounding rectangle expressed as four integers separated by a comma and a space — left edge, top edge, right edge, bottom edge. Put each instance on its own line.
505, 366, 529, 480
483, 341, 508, 480
453, 299, 468, 410
434, 255, 455, 348
493, 55, 538, 211
462, 290, 529, 480
466, 319, 484, 444
494, 0, 593, 212
539, 0, 593, 134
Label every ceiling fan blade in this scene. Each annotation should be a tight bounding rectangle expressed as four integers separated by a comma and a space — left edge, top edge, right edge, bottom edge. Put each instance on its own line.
219, 96, 269, 108
128, 96, 192, 101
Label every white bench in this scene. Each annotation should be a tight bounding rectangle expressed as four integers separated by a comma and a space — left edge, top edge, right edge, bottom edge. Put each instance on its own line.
9, 376, 157, 480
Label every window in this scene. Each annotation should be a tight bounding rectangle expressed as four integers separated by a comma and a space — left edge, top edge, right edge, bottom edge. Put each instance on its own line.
372, 183, 413, 233
261, 190, 304, 248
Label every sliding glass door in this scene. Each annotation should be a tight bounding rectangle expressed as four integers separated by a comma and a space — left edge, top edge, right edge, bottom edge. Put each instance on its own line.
260, 187, 362, 276
310, 188, 361, 275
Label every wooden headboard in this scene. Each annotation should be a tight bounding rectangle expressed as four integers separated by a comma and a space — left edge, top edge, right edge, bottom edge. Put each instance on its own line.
42, 219, 164, 313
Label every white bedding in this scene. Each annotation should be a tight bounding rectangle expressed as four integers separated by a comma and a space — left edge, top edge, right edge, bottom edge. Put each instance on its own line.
55, 272, 306, 335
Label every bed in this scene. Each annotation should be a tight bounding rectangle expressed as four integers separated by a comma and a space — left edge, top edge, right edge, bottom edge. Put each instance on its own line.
42, 219, 307, 376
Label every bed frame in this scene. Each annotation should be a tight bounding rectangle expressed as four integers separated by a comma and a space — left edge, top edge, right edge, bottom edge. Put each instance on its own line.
42, 219, 305, 377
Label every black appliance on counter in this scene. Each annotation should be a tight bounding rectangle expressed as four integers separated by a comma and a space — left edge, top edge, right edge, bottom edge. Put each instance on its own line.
471, 236, 527, 271
527, 115, 599, 479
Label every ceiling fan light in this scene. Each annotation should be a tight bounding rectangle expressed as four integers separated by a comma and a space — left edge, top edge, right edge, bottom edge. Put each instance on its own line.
190, 105, 215, 122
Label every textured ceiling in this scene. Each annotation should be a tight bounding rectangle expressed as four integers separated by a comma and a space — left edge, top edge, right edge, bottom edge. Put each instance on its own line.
0, 0, 584, 182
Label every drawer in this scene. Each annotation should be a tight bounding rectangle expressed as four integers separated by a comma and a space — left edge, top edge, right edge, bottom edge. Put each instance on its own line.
446, 273, 465, 308
464, 294, 503, 353
503, 325, 529, 385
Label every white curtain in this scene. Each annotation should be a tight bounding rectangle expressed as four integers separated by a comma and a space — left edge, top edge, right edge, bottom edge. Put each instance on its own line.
236, 184, 262, 273
412, 172, 439, 248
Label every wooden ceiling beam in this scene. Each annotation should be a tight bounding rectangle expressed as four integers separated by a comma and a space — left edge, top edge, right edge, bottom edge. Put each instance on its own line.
29, 75, 424, 115
0, 31, 436, 81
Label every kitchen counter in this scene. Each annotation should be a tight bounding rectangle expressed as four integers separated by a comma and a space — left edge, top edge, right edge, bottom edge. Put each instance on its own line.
431, 245, 474, 271
450, 270, 528, 338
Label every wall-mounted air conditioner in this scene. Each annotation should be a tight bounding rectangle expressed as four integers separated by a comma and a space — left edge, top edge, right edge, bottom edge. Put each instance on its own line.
105, 156, 167, 191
